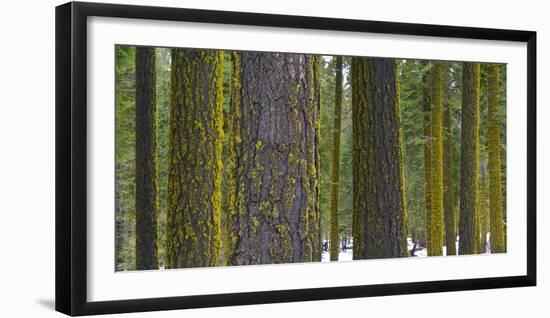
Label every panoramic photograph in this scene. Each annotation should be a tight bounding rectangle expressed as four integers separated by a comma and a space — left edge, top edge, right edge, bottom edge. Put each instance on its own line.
114, 45, 507, 271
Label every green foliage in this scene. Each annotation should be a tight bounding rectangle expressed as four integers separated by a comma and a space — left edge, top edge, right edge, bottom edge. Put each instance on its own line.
398, 60, 429, 246
320, 57, 353, 248
115, 45, 136, 271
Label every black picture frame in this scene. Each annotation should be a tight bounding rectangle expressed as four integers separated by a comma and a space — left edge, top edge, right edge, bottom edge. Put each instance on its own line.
55, 1, 537, 316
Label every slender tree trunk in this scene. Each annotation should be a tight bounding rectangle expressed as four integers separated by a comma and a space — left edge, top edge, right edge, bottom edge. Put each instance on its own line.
422, 63, 432, 251
479, 164, 489, 253
459, 62, 480, 255
487, 64, 506, 253
166, 49, 223, 268
329, 57, 343, 261
227, 52, 321, 265
443, 101, 457, 256
351, 57, 408, 259
135, 47, 159, 270
115, 167, 126, 270
430, 62, 444, 256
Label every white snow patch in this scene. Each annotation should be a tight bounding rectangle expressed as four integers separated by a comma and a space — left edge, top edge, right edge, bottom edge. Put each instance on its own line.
321, 250, 353, 262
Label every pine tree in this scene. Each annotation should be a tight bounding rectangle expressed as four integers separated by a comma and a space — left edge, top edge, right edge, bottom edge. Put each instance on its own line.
459, 62, 480, 255
487, 64, 506, 253
351, 57, 408, 259
329, 57, 343, 261
443, 99, 457, 256
115, 45, 137, 271
479, 165, 489, 253
477, 65, 489, 254
422, 63, 433, 251
430, 61, 444, 256
227, 52, 321, 265
165, 49, 223, 268
135, 47, 159, 270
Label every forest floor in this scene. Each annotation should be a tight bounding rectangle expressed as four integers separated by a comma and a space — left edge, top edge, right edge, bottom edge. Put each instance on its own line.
319, 237, 487, 261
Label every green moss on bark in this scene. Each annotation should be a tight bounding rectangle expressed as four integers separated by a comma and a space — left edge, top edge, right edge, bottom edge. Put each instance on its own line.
430, 62, 444, 256
165, 49, 223, 268
487, 64, 506, 253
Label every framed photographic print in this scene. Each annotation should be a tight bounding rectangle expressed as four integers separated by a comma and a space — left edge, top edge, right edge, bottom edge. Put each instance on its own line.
55, 1, 536, 316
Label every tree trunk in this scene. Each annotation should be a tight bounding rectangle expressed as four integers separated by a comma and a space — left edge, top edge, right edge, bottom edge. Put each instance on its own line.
166, 49, 223, 268
430, 62, 444, 256
329, 57, 343, 261
135, 47, 159, 270
351, 57, 408, 259
487, 64, 506, 253
422, 63, 432, 253
115, 166, 126, 270
443, 100, 457, 256
479, 164, 489, 253
227, 52, 321, 265
459, 62, 480, 255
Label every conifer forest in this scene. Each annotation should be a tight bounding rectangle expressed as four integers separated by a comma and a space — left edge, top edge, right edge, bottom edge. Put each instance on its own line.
115, 45, 507, 271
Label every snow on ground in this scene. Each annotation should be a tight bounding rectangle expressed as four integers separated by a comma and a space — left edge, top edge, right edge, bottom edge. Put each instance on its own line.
321, 250, 353, 262
321, 235, 492, 261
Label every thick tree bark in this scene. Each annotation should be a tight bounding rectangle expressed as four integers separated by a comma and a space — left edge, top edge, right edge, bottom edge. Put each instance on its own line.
166, 49, 223, 268
135, 47, 159, 270
227, 52, 321, 265
443, 100, 457, 256
459, 63, 480, 255
422, 63, 432, 251
430, 62, 444, 256
329, 57, 343, 261
351, 58, 408, 259
487, 64, 506, 253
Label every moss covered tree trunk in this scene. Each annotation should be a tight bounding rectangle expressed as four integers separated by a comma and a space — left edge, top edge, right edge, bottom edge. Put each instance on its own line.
459, 62, 480, 255
227, 52, 321, 265
429, 62, 444, 256
479, 165, 489, 253
443, 100, 456, 256
166, 49, 223, 268
487, 64, 506, 253
422, 65, 432, 250
351, 57, 408, 259
329, 57, 343, 261
135, 47, 159, 270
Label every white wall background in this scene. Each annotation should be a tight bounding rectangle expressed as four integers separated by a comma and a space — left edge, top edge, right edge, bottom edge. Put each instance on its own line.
0, 0, 546, 317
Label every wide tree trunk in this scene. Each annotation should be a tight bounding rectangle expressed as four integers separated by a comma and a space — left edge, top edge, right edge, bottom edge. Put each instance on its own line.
227, 52, 321, 265
329, 57, 343, 261
351, 57, 408, 260
166, 49, 223, 268
135, 47, 159, 270
429, 62, 444, 256
459, 62, 480, 255
487, 64, 506, 253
